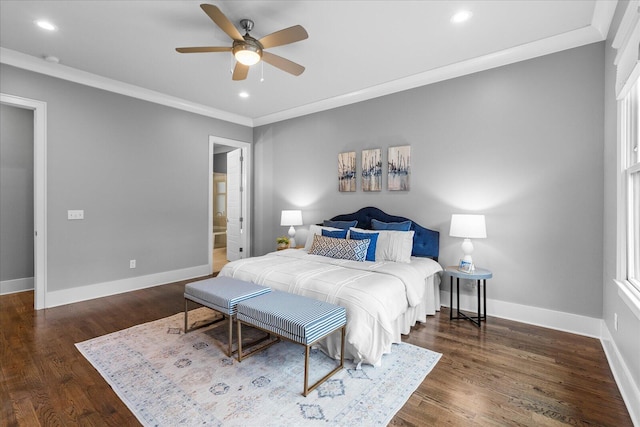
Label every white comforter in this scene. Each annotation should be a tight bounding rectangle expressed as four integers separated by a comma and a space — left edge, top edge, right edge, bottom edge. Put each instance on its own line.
218, 249, 442, 365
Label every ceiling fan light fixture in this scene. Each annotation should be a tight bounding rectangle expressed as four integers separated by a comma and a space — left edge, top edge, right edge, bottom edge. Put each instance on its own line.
233, 40, 262, 66
234, 48, 261, 66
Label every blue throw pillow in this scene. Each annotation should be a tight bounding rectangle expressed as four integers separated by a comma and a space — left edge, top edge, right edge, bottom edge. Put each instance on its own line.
323, 220, 358, 230
322, 228, 348, 239
371, 218, 412, 231
349, 230, 378, 261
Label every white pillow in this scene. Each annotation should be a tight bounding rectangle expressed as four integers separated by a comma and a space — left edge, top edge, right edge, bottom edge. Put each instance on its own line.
349, 227, 414, 263
304, 224, 343, 250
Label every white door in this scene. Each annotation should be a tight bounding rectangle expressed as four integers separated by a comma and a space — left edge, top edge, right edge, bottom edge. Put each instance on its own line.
226, 148, 243, 261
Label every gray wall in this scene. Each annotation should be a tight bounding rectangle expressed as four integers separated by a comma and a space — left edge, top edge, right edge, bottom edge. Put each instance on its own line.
0, 64, 252, 292
602, 3, 640, 401
0, 104, 34, 281
254, 42, 605, 318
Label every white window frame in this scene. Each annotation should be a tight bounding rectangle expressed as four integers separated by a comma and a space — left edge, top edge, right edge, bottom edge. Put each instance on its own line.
616, 78, 640, 320
613, 1, 640, 319
621, 82, 640, 293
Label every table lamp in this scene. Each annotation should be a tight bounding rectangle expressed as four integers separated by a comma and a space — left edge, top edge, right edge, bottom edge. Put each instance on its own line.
449, 214, 487, 270
280, 210, 303, 248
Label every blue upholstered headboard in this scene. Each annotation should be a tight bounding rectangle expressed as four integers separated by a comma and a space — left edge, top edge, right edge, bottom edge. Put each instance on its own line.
328, 207, 440, 260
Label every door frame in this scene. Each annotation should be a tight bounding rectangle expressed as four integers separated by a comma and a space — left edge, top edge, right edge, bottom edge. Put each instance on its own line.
208, 136, 251, 274
1, 93, 47, 309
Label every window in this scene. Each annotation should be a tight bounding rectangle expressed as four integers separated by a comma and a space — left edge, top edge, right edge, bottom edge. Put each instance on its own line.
621, 80, 640, 291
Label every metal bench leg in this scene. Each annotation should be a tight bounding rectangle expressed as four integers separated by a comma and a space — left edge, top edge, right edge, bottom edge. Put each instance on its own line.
228, 314, 233, 357
184, 298, 189, 333
303, 325, 346, 397
237, 318, 243, 361
236, 319, 280, 362
183, 298, 228, 335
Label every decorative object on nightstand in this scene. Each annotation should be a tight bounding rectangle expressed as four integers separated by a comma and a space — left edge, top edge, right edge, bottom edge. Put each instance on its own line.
280, 210, 303, 248
449, 214, 486, 271
276, 236, 290, 250
445, 266, 493, 327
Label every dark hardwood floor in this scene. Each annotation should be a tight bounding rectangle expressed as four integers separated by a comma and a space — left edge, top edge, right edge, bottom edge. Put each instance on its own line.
1, 278, 632, 426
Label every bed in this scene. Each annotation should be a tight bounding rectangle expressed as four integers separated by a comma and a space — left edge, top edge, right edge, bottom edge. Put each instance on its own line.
218, 207, 442, 366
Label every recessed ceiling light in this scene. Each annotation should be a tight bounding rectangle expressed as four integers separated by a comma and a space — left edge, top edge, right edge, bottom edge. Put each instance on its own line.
239, 91, 249, 98
451, 10, 472, 24
35, 20, 57, 31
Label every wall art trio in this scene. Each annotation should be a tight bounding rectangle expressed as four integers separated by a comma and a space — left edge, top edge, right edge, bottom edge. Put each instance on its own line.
338, 145, 410, 192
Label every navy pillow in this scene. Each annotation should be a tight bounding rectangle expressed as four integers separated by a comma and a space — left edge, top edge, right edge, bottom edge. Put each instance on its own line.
322, 228, 348, 239
323, 220, 358, 230
349, 230, 378, 261
371, 218, 412, 231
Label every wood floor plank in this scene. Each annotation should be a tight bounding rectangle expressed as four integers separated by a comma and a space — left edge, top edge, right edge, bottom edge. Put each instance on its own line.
0, 277, 633, 426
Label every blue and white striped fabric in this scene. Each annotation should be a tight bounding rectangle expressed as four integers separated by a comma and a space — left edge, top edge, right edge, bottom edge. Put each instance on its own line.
237, 291, 346, 345
184, 277, 271, 315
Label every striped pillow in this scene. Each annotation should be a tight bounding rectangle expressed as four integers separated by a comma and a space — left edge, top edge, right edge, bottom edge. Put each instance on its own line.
309, 234, 370, 262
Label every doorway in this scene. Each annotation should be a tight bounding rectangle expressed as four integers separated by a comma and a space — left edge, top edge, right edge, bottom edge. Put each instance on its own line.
208, 136, 251, 275
0, 93, 47, 309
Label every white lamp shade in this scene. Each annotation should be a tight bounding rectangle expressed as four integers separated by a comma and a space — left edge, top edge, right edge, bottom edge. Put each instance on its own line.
280, 210, 303, 226
449, 214, 487, 238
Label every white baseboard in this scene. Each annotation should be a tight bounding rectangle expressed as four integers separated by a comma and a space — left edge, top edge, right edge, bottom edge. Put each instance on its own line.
440, 290, 602, 338
601, 324, 640, 427
0, 277, 34, 295
45, 265, 210, 308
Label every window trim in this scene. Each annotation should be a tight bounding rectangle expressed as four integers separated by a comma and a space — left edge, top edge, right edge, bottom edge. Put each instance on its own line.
616, 73, 640, 320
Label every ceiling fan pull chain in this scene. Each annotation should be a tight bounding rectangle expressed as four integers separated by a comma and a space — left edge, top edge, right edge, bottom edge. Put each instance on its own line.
261, 61, 265, 82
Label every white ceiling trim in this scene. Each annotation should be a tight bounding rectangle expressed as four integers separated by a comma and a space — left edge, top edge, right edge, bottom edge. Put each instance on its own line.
0, 47, 253, 127
0, 1, 612, 130
253, 24, 606, 127
592, 0, 619, 39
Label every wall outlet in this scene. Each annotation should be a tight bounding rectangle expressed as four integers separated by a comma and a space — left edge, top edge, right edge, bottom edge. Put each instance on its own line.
614, 313, 618, 331
67, 210, 84, 220
129, 259, 136, 269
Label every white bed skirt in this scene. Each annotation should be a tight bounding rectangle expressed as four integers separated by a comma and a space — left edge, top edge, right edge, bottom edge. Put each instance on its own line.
316, 273, 441, 366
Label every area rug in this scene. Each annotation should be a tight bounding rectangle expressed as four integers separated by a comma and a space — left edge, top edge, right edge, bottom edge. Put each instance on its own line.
76, 307, 441, 426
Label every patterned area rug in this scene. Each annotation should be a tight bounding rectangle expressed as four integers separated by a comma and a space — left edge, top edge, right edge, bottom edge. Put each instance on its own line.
76, 308, 441, 426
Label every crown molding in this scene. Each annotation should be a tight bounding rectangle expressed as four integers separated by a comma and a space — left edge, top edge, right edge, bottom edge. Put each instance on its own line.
0, 47, 253, 127
1, 5, 612, 130
592, 0, 619, 39
253, 24, 606, 126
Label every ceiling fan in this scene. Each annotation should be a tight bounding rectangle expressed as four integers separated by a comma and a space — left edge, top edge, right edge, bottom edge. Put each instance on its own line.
176, 4, 308, 81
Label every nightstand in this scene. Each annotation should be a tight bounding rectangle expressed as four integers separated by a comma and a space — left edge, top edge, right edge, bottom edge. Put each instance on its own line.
445, 266, 493, 327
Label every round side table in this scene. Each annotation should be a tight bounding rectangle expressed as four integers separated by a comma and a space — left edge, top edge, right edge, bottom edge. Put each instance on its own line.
445, 266, 493, 327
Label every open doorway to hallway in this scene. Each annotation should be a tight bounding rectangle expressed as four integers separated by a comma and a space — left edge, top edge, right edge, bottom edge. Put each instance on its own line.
212, 168, 227, 273
1, 93, 46, 309
210, 137, 251, 274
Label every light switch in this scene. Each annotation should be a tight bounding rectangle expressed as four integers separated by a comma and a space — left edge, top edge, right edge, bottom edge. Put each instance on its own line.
67, 210, 84, 220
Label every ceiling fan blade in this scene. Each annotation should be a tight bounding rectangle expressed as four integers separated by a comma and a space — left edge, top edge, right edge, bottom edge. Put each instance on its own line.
259, 25, 308, 49
200, 4, 244, 41
262, 51, 305, 76
176, 46, 232, 53
232, 63, 249, 81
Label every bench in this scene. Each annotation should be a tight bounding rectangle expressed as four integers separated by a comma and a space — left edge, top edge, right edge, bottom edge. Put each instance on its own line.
183, 276, 271, 357
236, 290, 347, 396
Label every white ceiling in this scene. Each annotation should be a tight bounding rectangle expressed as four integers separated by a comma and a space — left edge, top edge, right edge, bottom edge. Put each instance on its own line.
0, 1, 615, 127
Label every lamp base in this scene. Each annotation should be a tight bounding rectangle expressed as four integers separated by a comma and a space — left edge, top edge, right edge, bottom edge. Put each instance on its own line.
288, 226, 297, 249
461, 239, 475, 271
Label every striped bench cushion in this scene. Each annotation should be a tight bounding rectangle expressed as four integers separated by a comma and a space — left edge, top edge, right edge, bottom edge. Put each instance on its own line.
237, 291, 347, 345
184, 277, 271, 316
